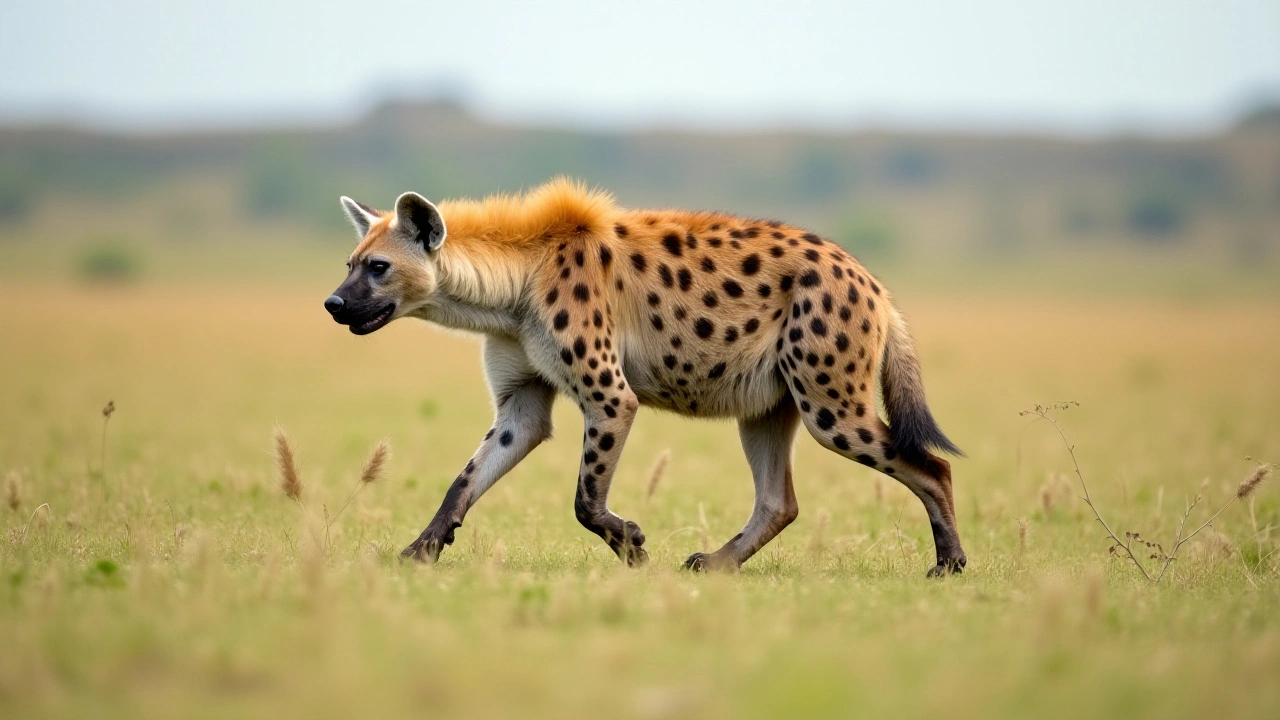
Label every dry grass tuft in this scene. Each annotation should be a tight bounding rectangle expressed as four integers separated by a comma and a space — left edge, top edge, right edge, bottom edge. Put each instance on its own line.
5, 471, 20, 511
1025, 403, 1274, 583
360, 440, 390, 485
274, 428, 303, 502
646, 450, 671, 502
1237, 463, 1271, 500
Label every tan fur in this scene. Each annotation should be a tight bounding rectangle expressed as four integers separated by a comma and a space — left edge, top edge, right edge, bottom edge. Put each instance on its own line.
332, 177, 965, 574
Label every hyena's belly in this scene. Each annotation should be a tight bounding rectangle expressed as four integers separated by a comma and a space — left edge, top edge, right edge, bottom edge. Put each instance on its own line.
619, 331, 788, 418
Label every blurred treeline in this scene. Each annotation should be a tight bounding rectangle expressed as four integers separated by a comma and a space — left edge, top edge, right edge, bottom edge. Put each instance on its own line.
1, 99, 1278, 270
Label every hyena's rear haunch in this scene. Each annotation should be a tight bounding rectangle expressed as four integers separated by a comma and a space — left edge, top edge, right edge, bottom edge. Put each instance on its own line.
325, 179, 966, 576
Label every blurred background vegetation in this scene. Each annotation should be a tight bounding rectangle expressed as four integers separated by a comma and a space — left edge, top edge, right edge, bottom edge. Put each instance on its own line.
1, 97, 1277, 296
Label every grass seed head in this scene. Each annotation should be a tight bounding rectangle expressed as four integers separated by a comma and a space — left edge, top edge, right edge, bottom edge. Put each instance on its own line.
5, 471, 20, 511
1237, 462, 1271, 500
360, 440, 390, 484
102, 400, 115, 419
646, 449, 671, 501
274, 428, 303, 501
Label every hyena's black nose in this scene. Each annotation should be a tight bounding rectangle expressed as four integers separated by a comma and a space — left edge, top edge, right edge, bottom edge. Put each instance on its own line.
324, 295, 345, 314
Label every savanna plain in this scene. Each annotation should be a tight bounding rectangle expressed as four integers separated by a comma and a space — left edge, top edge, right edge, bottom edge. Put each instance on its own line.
1, 238, 1278, 720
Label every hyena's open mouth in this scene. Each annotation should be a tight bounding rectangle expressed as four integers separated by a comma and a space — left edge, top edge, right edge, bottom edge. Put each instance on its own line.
349, 303, 396, 335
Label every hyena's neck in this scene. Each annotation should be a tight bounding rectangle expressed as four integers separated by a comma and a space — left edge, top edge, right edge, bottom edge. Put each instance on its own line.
419, 240, 534, 336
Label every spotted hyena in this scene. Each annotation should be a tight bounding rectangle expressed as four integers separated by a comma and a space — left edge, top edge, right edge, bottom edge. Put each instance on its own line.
325, 179, 965, 576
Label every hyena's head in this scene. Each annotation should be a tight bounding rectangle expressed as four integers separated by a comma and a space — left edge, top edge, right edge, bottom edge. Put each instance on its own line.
325, 192, 447, 335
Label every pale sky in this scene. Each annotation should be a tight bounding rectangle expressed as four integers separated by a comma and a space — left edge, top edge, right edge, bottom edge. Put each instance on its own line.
1, 0, 1278, 133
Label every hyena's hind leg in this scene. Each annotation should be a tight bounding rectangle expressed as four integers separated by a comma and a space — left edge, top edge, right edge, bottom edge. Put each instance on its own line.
685, 395, 801, 571
799, 404, 965, 576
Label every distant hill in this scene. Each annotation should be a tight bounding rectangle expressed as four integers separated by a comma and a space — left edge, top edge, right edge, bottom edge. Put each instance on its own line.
1, 100, 1277, 262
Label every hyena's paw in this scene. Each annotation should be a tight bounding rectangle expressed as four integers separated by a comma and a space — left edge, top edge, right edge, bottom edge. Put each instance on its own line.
399, 524, 457, 564
682, 551, 739, 573
606, 521, 648, 567
926, 555, 967, 578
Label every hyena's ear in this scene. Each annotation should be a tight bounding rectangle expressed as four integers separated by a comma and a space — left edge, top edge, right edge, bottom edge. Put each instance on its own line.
340, 196, 381, 238
394, 192, 447, 252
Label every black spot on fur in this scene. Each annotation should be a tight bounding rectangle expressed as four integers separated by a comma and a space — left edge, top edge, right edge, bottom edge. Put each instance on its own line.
560, 348, 573, 365
701, 257, 715, 272
742, 254, 761, 275
598, 433, 615, 451
757, 284, 772, 298
677, 268, 693, 291
707, 362, 727, 379
804, 248, 821, 262
744, 318, 760, 333
780, 275, 794, 291
702, 291, 718, 308
663, 354, 677, 369
671, 336, 683, 348
574, 250, 585, 267
553, 310, 570, 331
857, 427, 873, 443
651, 314, 664, 331
599, 246, 613, 268
631, 253, 647, 273
722, 279, 743, 297
659, 264, 674, 287
615, 224, 629, 237
499, 430, 513, 447
593, 310, 603, 328
834, 333, 850, 352
599, 369, 614, 387
803, 233, 822, 245
572, 284, 590, 302
573, 337, 587, 359
816, 408, 836, 430
833, 435, 850, 450
861, 318, 872, 333
724, 326, 739, 343
799, 270, 821, 287
694, 318, 715, 339
662, 233, 683, 257
545, 288, 559, 305
847, 285, 860, 304
855, 454, 876, 467
673, 306, 687, 320
809, 318, 827, 336
647, 292, 660, 307
815, 372, 830, 385
788, 328, 804, 342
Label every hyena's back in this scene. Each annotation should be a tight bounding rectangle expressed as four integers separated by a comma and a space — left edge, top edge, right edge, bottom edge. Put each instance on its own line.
573, 210, 893, 420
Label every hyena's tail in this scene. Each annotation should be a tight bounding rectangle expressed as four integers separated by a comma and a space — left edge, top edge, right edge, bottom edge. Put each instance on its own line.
880, 305, 963, 463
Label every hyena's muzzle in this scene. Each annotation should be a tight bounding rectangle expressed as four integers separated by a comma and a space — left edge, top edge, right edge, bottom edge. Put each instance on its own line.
325, 268, 396, 336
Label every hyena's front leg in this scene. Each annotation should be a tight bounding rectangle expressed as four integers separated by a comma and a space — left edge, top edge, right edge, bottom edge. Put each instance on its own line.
401, 342, 556, 563
573, 385, 645, 566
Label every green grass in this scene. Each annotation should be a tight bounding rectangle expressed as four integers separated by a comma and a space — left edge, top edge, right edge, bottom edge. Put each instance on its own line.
1, 265, 1278, 719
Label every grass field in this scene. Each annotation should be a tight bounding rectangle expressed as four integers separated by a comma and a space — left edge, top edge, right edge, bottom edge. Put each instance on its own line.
2, 253, 1279, 719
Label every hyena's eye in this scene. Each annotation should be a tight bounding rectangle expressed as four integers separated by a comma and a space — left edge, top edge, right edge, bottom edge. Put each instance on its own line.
368, 260, 390, 276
